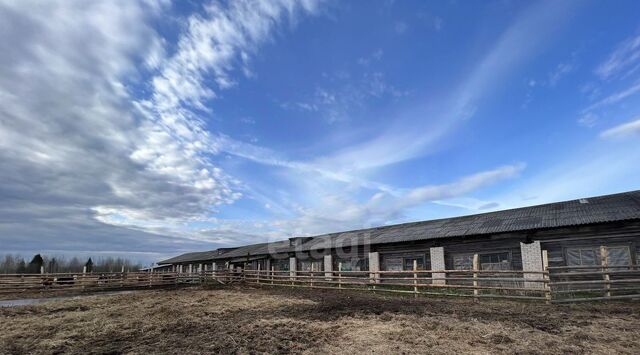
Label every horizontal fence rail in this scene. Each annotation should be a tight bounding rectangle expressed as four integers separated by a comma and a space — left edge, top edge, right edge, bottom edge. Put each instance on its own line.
547, 266, 640, 303
241, 269, 551, 302
2, 264, 639, 303
0, 270, 242, 295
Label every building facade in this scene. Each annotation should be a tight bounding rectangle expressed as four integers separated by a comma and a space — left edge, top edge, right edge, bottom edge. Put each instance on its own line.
158, 190, 640, 286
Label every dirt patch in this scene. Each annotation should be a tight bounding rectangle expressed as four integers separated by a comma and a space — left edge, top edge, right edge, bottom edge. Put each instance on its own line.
1, 285, 639, 354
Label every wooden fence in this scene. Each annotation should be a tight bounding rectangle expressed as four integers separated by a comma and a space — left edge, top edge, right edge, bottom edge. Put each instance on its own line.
2, 265, 639, 303
0, 270, 242, 296
547, 266, 640, 303
242, 269, 551, 302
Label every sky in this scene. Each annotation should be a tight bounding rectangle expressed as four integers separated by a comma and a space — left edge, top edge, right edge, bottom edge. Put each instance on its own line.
1, 0, 640, 265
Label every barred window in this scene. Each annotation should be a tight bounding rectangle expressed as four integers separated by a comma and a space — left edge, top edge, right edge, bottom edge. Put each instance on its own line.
479, 252, 511, 270
453, 254, 473, 270
566, 247, 599, 266
334, 257, 369, 271
607, 246, 631, 266
382, 256, 403, 271
403, 256, 425, 270
298, 260, 323, 272
453, 252, 511, 270
272, 259, 290, 271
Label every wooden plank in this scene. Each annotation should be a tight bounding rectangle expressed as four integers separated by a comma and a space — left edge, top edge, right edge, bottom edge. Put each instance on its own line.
473, 254, 479, 301
542, 249, 551, 304
601, 246, 610, 298
413, 259, 418, 297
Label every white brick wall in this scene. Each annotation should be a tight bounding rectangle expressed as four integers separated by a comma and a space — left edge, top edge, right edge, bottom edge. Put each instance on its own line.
289, 257, 297, 279
430, 247, 445, 285
520, 241, 544, 289
324, 255, 333, 278
368, 252, 380, 283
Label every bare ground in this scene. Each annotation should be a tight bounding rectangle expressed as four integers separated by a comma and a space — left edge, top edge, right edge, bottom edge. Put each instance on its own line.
1, 285, 639, 354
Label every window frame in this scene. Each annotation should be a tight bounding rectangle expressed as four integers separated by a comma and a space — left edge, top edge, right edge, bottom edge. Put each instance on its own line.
564, 244, 633, 267
452, 250, 513, 271
402, 255, 426, 271
333, 256, 369, 271
606, 245, 633, 267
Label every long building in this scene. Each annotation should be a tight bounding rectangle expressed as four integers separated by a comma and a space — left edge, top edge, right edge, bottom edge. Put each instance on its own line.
158, 190, 640, 285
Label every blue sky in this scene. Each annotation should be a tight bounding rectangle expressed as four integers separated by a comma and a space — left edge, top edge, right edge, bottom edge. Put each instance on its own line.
1, 0, 640, 265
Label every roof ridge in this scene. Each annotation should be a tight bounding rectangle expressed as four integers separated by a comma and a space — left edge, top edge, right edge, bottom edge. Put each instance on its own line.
302, 189, 640, 239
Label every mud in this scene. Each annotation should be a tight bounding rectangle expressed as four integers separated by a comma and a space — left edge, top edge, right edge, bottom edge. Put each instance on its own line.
1, 285, 638, 354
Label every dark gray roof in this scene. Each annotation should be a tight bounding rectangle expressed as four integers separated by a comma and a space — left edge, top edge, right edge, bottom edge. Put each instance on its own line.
299, 190, 640, 250
157, 248, 237, 265
211, 240, 291, 260
159, 190, 640, 263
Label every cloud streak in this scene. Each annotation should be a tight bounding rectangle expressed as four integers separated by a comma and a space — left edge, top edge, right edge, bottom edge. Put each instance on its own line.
600, 118, 640, 139
596, 33, 640, 80
271, 164, 526, 236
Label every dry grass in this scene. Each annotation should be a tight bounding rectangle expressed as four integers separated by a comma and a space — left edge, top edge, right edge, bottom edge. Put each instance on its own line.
1, 285, 639, 354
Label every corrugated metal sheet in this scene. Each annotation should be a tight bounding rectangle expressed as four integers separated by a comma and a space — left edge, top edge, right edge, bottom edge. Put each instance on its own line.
157, 248, 237, 265
212, 240, 291, 260
159, 190, 640, 263
298, 190, 640, 250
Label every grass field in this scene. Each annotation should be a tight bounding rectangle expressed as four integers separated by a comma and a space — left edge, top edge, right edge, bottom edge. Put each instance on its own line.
1, 285, 639, 354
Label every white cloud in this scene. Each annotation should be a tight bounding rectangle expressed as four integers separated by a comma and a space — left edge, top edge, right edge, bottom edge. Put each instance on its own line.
578, 112, 599, 128
98, 0, 322, 227
548, 62, 574, 87
583, 81, 640, 113
596, 34, 640, 80
311, 0, 576, 173
0, 0, 321, 257
269, 164, 525, 235
600, 118, 640, 139
280, 69, 406, 124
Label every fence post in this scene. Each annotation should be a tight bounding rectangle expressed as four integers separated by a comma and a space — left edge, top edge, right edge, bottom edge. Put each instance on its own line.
82, 266, 87, 290
472, 254, 479, 302
542, 250, 551, 304
338, 262, 342, 289
289, 257, 297, 286
413, 259, 418, 297
600, 246, 610, 299
257, 263, 261, 284
271, 266, 275, 285
310, 263, 314, 288
368, 252, 380, 285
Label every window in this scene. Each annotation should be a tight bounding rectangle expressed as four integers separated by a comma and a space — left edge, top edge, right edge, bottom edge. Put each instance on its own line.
272, 259, 290, 271
607, 246, 631, 266
567, 246, 633, 267
453, 254, 474, 270
335, 257, 369, 271
403, 256, 425, 270
298, 260, 323, 272
479, 252, 511, 270
382, 256, 403, 271
566, 247, 600, 266
453, 252, 512, 270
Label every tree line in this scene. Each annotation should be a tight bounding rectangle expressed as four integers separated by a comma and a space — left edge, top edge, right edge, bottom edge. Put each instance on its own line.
0, 254, 143, 274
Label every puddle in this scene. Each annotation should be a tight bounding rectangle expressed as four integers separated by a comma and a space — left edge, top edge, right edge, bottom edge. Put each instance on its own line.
0, 290, 138, 308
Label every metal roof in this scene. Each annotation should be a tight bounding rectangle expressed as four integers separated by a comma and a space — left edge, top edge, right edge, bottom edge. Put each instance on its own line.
157, 248, 237, 265
211, 240, 291, 260
300, 189, 640, 250
158, 190, 640, 263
